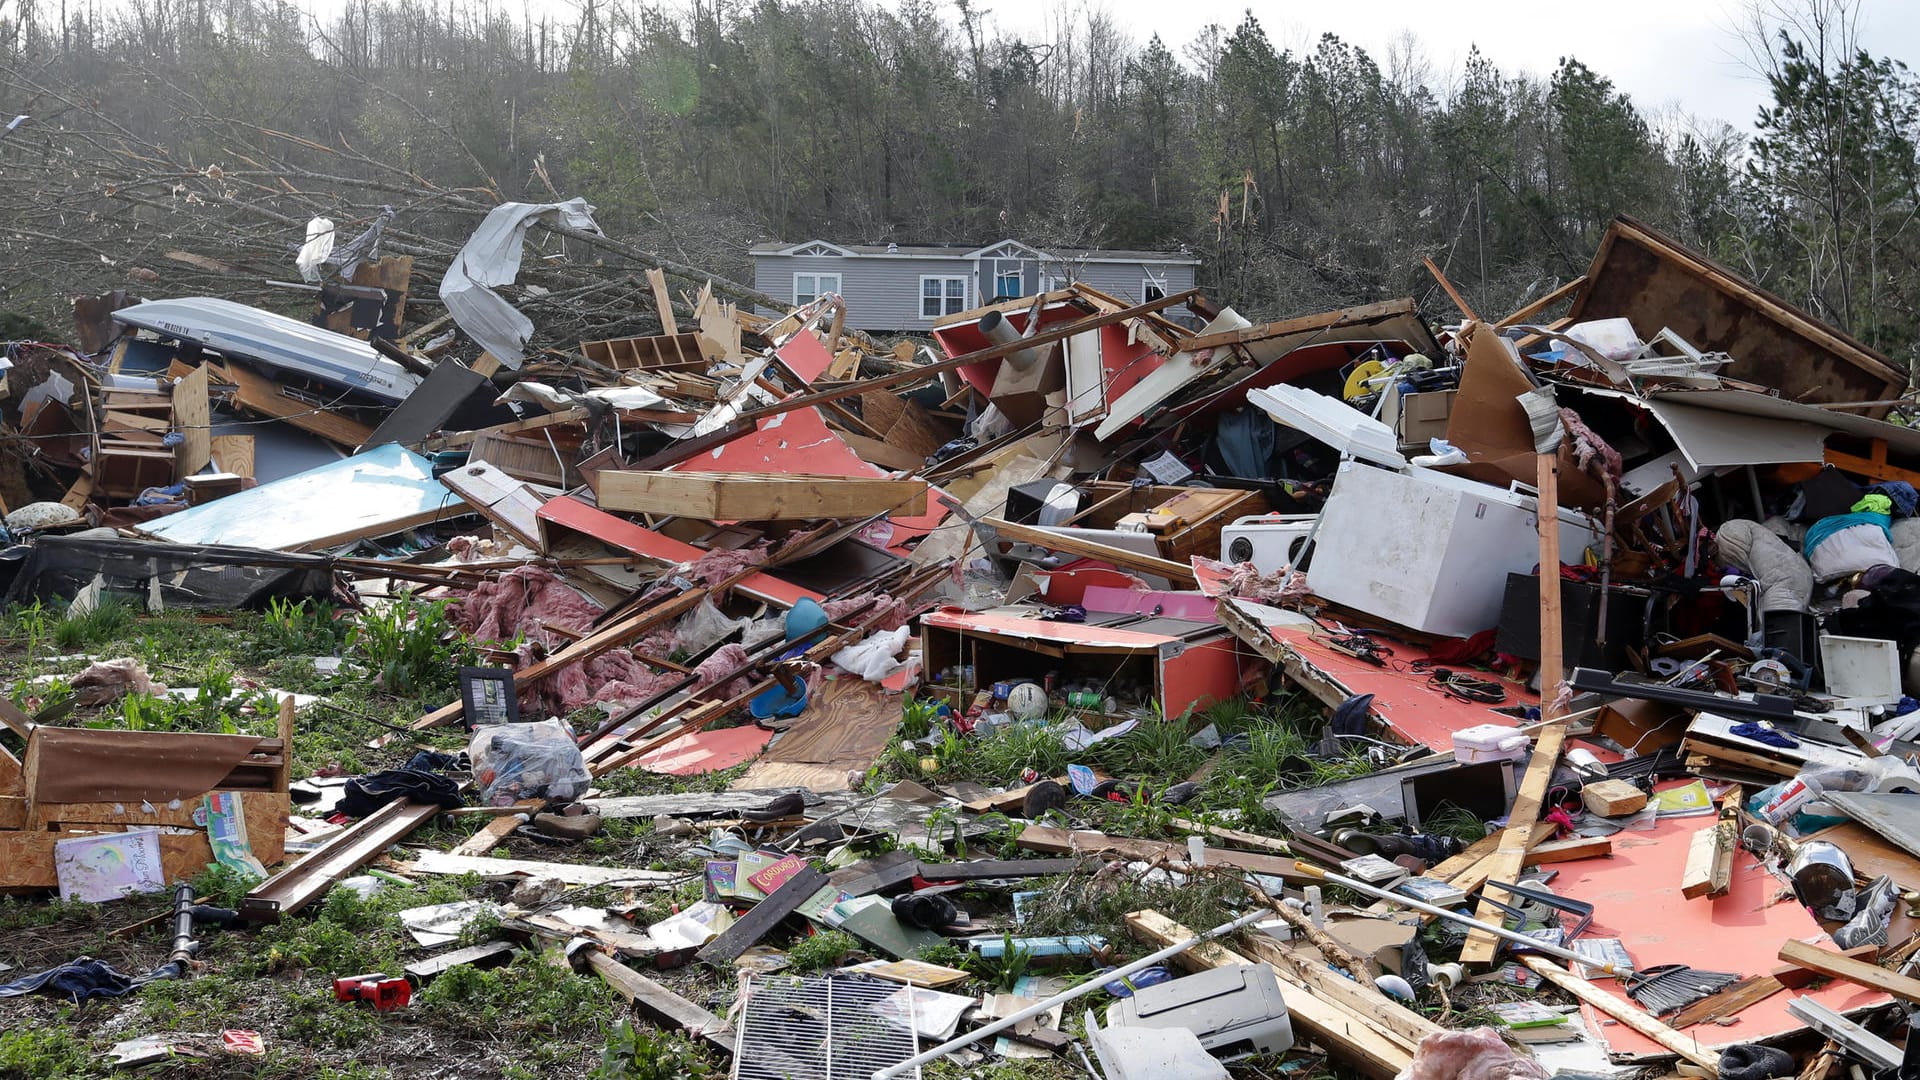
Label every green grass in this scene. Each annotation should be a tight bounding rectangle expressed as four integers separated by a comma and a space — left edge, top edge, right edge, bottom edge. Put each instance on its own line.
0, 1027, 92, 1080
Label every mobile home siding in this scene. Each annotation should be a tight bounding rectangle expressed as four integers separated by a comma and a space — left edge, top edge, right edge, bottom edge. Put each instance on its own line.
751, 250, 1198, 332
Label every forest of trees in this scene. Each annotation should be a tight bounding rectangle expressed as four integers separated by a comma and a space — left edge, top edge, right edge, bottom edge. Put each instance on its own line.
0, 0, 1916, 367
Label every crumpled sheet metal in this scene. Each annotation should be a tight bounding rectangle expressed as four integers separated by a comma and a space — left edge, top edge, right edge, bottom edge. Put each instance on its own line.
439, 198, 600, 369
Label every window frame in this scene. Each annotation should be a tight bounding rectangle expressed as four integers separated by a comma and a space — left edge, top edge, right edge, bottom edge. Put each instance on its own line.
994, 269, 1024, 299
1142, 278, 1167, 303
920, 274, 970, 318
794, 272, 842, 306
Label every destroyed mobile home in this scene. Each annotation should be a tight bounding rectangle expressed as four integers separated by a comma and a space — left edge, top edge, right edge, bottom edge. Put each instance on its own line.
7, 212, 1920, 1080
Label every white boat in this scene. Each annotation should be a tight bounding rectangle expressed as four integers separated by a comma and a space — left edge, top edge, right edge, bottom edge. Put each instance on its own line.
112, 297, 423, 405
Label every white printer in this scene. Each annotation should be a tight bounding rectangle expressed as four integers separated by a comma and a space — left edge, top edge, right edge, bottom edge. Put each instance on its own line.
1105, 962, 1294, 1057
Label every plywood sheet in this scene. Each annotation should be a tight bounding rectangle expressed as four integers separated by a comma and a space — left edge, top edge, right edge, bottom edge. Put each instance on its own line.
1267, 626, 1537, 750
747, 677, 899, 780
172, 364, 212, 476
1548, 796, 1887, 1059
635, 725, 774, 776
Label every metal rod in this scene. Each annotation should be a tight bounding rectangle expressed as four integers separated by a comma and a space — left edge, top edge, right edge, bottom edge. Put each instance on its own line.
869, 906, 1272, 1079
1284, 860, 1614, 974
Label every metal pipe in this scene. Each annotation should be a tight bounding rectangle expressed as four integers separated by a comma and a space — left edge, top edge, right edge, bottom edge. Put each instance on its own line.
869, 906, 1272, 1079
977, 309, 1044, 375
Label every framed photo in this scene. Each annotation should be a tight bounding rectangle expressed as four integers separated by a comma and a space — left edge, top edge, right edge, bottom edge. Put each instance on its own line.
459, 666, 520, 730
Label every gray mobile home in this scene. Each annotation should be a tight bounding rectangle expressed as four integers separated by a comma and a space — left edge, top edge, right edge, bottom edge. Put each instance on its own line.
748, 239, 1198, 332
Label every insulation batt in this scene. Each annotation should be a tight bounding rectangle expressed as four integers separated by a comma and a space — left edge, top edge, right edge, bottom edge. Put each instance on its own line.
452, 566, 672, 715
1397, 1028, 1549, 1080
71, 657, 164, 706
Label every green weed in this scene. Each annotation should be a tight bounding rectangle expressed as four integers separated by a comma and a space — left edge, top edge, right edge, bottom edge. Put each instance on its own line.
785, 929, 859, 972
591, 1020, 714, 1080
417, 952, 614, 1036
51, 596, 135, 650
348, 598, 474, 697
0, 1026, 92, 1080
250, 597, 352, 661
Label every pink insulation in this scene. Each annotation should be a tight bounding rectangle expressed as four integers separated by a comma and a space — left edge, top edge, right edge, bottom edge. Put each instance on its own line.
822, 593, 917, 633
692, 642, 754, 699
453, 565, 601, 646
453, 565, 679, 716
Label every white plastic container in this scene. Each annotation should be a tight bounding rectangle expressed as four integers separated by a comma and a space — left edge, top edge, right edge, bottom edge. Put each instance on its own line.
1453, 723, 1530, 764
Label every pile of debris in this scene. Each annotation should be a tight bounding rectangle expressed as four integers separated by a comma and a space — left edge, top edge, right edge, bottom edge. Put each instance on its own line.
8, 209, 1920, 1080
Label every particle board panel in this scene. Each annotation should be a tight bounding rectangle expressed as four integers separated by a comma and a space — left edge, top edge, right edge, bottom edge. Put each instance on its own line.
597, 471, 928, 521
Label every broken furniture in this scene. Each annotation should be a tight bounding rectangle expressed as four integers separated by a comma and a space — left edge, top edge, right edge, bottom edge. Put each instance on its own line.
0, 725, 290, 891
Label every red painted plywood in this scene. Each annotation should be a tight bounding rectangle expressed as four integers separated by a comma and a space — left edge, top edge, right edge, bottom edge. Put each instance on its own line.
1548, 794, 1887, 1058
536, 495, 823, 608
1267, 626, 1536, 750
635, 725, 774, 775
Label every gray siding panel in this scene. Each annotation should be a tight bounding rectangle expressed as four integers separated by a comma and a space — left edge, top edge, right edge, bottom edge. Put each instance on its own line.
751, 252, 1198, 332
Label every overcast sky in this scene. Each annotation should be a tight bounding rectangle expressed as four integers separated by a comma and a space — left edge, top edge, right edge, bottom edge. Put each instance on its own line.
978, 0, 1920, 131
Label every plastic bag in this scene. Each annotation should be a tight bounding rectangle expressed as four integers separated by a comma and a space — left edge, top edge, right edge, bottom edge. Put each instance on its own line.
468, 718, 590, 806
832, 626, 911, 681
676, 598, 752, 655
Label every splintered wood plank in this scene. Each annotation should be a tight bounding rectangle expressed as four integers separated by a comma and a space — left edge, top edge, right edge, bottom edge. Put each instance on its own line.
173, 363, 212, 476
1779, 940, 1920, 1002
695, 866, 829, 965
222, 359, 374, 447
1460, 720, 1566, 964
1682, 818, 1736, 899
596, 471, 928, 521
587, 952, 733, 1053
646, 268, 679, 334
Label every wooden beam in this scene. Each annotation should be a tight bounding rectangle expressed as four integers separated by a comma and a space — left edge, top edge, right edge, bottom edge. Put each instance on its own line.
645, 268, 679, 335
1460, 721, 1567, 964
1498, 276, 1587, 327
1236, 933, 1442, 1050
733, 289, 1201, 427
1422, 257, 1479, 321
1827, 445, 1920, 487
1681, 795, 1738, 900
596, 471, 929, 521
1519, 956, 1719, 1074
587, 951, 733, 1054
978, 515, 1196, 585
1779, 939, 1920, 1002
1016, 825, 1318, 885
219, 360, 374, 448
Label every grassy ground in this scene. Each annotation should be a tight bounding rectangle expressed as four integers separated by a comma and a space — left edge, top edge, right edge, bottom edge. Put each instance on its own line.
0, 598, 1510, 1080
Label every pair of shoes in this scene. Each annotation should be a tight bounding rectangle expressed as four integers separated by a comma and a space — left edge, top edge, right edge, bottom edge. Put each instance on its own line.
891, 892, 957, 930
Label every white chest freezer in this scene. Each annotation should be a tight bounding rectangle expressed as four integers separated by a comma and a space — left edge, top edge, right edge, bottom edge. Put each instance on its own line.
1306, 461, 1599, 638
